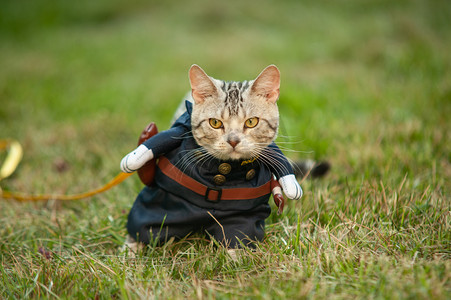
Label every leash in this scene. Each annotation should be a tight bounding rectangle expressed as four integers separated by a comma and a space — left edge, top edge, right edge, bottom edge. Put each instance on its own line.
0, 138, 133, 202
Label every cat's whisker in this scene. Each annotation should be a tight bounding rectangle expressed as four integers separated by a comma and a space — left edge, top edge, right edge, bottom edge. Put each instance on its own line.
259, 155, 290, 177
172, 130, 194, 140
268, 152, 304, 176
276, 134, 303, 140
273, 141, 305, 145
257, 148, 292, 177
175, 152, 196, 174
193, 150, 213, 167
259, 157, 290, 178
271, 146, 313, 155
175, 148, 209, 175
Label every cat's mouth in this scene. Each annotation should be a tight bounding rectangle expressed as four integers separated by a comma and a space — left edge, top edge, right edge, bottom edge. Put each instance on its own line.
228, 150, 244, 160
200, 142, 256, 161
205, 148, 253, 161
226, 148, 255, 160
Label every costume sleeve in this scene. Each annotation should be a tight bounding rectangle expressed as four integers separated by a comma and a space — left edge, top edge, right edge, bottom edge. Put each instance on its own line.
142, 111, 191, 157
266, 142, 294, 179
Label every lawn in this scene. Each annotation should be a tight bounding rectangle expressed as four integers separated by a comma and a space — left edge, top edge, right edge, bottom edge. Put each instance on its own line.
0, 0, 450, 298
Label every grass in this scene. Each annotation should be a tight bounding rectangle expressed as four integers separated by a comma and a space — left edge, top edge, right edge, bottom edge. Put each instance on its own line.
1, 0, 450, 298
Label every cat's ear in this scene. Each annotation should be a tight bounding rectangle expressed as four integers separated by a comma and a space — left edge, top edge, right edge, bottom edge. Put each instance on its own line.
189, 64, 218, 104
250, 65, 280, 103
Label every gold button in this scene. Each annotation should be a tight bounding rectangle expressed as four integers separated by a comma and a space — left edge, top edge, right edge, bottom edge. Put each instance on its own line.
246, 169, 256, 180
218, 163, 231, 175
213, 174, 226, 185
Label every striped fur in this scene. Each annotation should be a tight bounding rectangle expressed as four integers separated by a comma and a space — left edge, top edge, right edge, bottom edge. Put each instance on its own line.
221, 81, 250, 116
186, 65, 281, 162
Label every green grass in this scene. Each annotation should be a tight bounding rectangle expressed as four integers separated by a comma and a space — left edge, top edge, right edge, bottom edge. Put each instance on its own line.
1, 0, 450, 298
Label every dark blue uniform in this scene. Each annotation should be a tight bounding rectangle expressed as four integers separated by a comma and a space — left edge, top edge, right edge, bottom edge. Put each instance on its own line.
127, 102, 293, 248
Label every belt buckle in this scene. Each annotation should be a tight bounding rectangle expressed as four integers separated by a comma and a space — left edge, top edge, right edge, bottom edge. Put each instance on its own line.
205, 187, 222, 202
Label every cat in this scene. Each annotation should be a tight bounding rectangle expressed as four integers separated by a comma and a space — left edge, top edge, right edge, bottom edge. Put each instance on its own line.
120, 65, 305, 251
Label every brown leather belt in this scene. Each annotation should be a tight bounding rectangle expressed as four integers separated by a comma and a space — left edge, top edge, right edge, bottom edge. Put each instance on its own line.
158, 156, 271, 202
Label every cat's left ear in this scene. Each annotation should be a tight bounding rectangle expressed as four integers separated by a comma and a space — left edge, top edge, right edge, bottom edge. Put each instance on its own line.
250, 65, 280, 103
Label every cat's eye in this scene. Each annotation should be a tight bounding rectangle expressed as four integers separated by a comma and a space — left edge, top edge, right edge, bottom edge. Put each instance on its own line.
245, 117, 259, 128
209, 118, 223, 129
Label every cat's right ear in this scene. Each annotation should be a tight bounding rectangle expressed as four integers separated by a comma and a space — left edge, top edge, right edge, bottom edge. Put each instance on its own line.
189, 64, 218, 104
251, 65, 280, 103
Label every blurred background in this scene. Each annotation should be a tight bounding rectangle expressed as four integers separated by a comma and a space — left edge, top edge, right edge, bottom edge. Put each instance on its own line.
0, 0, 450, 194
1, 2, 450, 297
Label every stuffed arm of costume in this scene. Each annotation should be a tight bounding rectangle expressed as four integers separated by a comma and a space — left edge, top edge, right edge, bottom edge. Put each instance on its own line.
267, 143, 303, 200
120, 125, 187, 173
279, 174, 302, 200
121, 144, 154, 173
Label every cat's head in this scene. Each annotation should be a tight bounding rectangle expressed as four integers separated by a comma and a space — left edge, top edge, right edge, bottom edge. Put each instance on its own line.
189, 64, 280, 161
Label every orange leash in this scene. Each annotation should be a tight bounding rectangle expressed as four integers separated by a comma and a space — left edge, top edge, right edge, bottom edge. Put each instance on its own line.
0, 138, 133, 201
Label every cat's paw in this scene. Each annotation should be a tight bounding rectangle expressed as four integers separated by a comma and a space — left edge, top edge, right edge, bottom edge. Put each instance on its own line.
120, 145, 154, 173
227, 249, 245, 262
120, 235, 144, 257
279, 174, 303, 200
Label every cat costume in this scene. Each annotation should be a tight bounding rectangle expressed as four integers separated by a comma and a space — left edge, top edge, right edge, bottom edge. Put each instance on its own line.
121, 65, 302, 248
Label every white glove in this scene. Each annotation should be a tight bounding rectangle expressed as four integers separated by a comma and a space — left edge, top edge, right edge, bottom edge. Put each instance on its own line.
279, 174, 303, 200
120, 144, 154, 173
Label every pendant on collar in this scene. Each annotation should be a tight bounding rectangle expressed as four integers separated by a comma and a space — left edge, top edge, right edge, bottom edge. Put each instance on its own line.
241, 157, 257, 166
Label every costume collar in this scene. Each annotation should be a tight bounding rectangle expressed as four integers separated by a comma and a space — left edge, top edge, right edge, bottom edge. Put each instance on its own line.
185, 100, 193, 116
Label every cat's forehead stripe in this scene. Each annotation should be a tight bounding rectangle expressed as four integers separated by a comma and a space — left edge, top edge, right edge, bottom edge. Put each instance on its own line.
220, 80, 251, 116
220, 80, 250, 93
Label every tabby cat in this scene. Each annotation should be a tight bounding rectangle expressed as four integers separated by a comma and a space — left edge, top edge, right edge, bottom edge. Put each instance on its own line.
120, 65, 305, 250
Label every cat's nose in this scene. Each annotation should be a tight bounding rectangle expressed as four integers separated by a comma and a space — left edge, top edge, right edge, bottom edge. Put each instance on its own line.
227, 138, 240, 149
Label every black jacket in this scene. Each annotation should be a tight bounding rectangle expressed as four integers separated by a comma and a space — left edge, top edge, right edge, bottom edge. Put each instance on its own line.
127, 101, 294, 246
